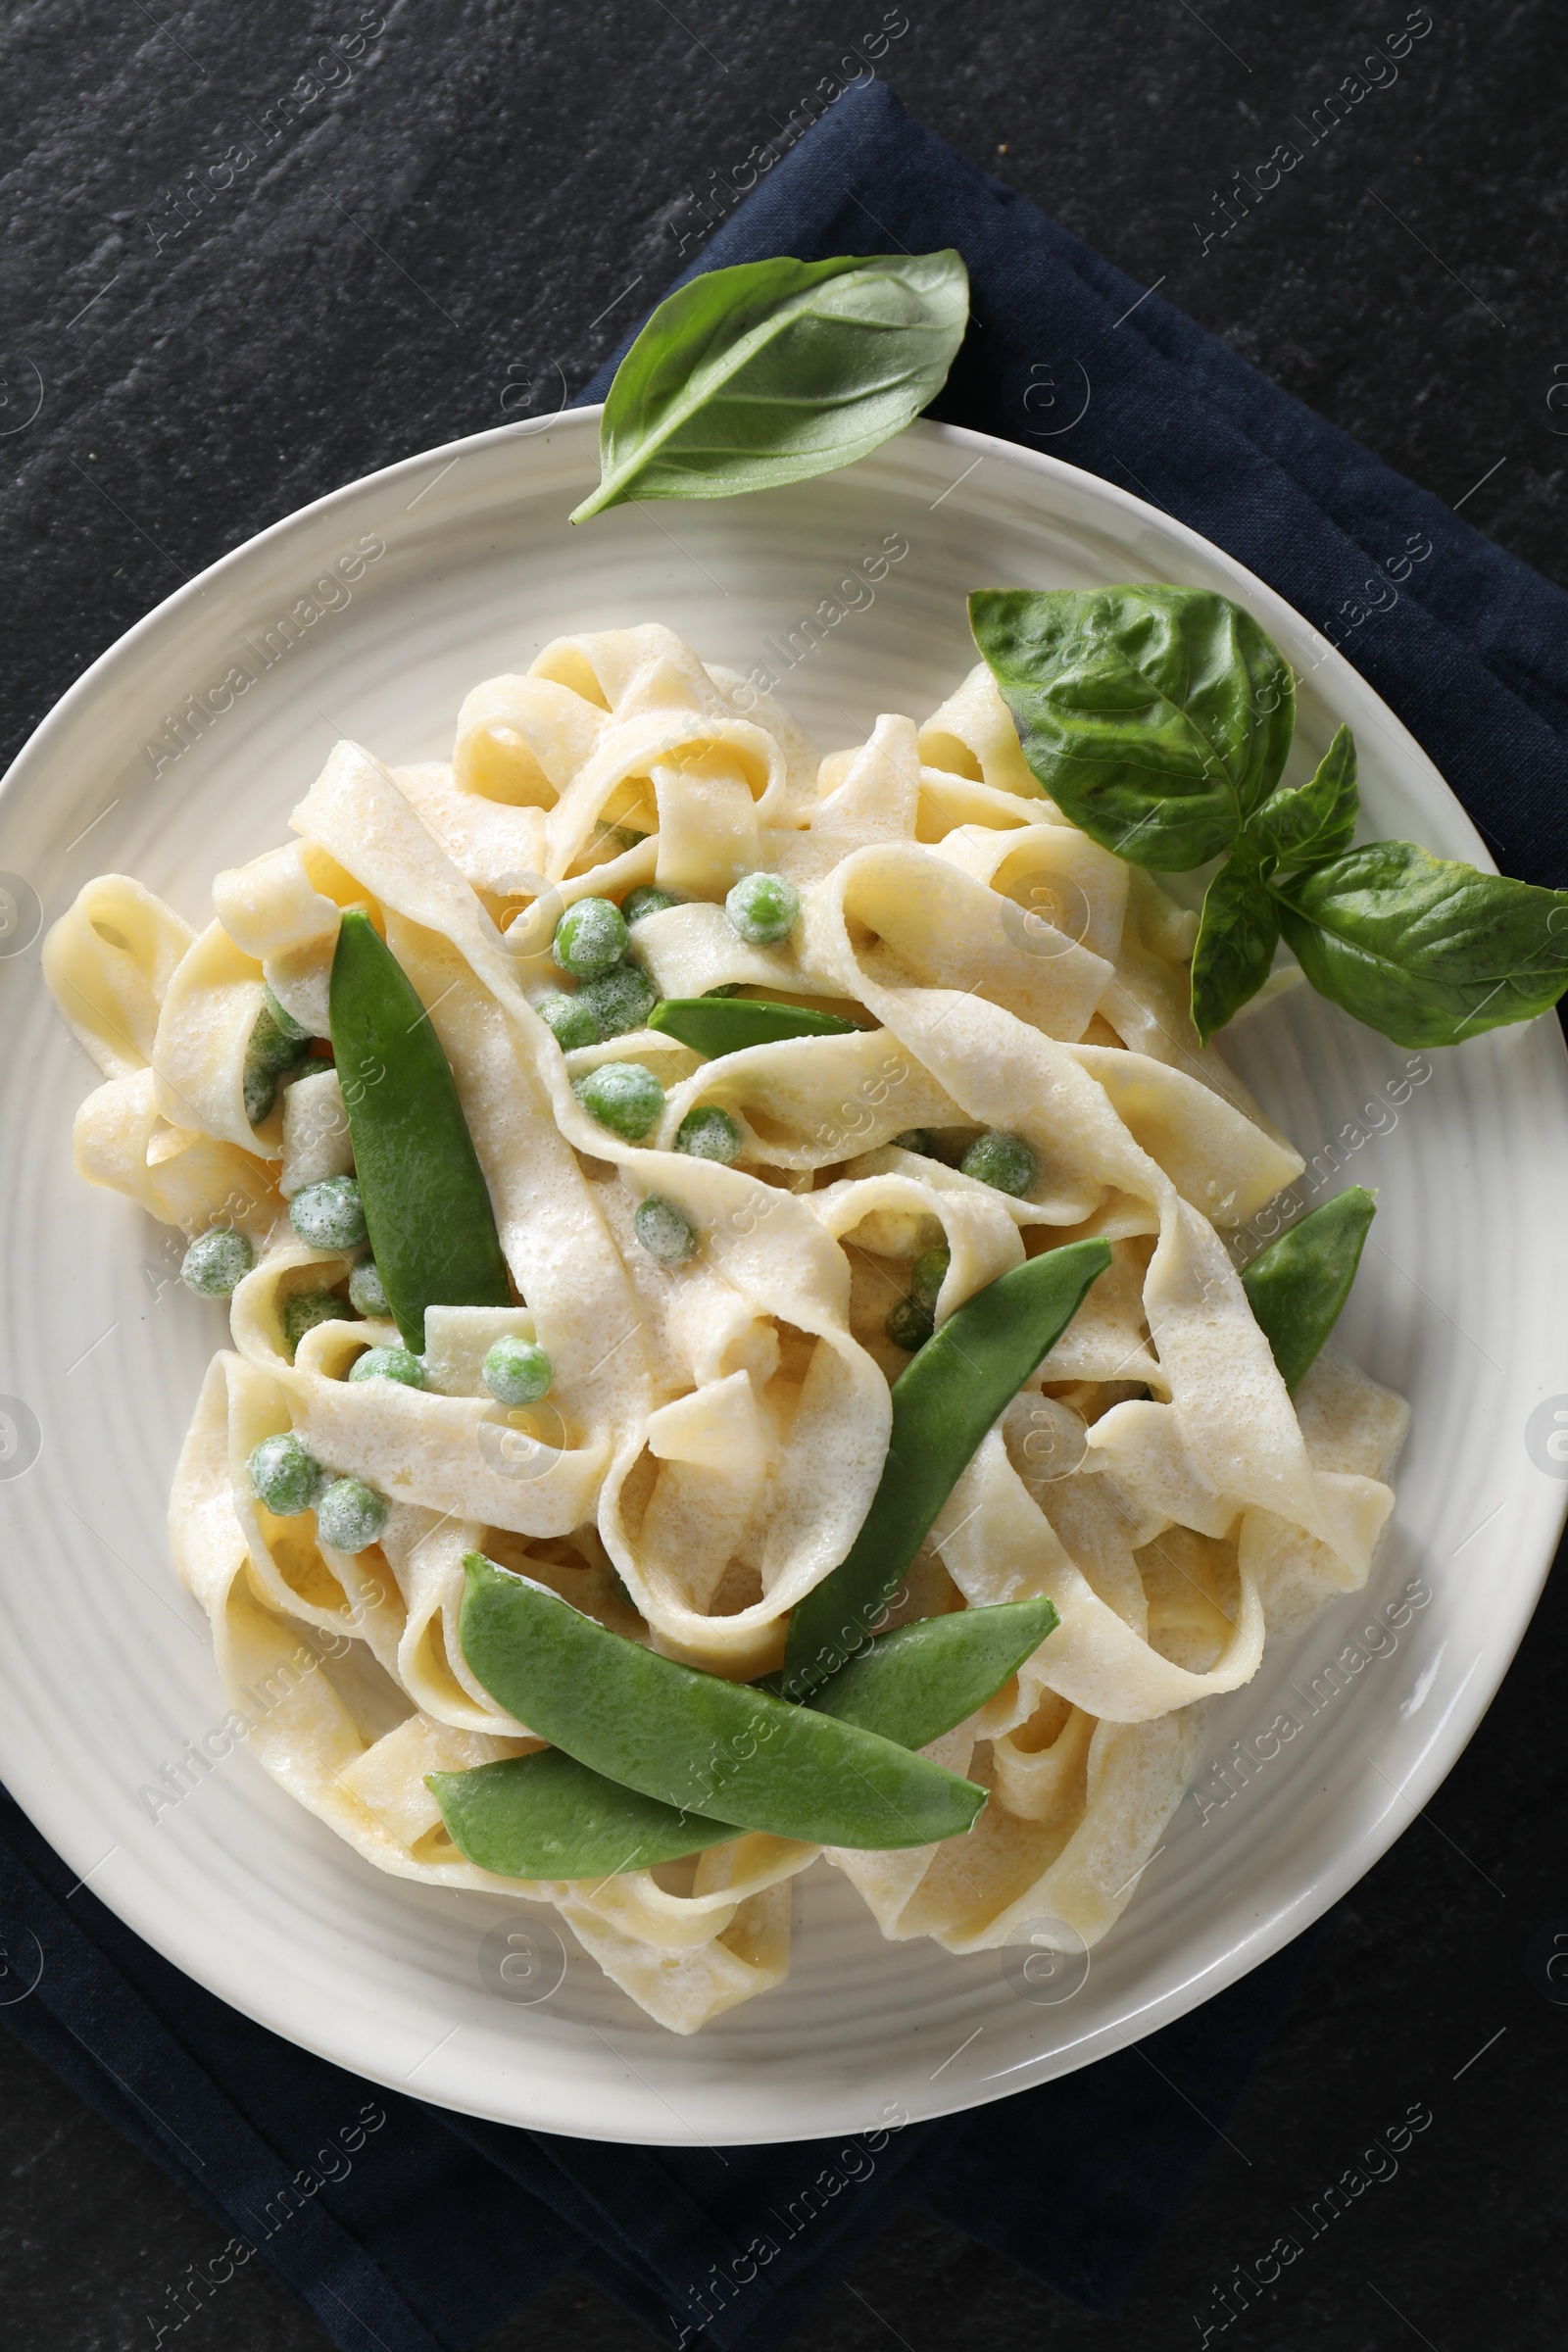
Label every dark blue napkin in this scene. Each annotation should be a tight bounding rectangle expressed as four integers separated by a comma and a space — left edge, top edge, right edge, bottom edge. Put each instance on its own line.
0, 1785, 1317, 2350
7, 73, 1565, 2352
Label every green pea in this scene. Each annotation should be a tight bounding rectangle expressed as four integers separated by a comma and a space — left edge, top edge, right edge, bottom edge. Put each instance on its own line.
723, 871, 800, 946
316, 1475, 389, 1553
553, 896, 628, 979
181, 1228, 254, 1298
263, 982, 313, 1044
884, 1296, 934, 1353
482, 1335, 553, 1405
281, 1290, 348, 1353
431, 1593, 1060, 1880
247, 1433, 325, 1516
959, 1130, 1039, 1198
1240, 1186, 1376, 1392
649, 997, 858, 1055
622, 886, 680, 925
242, 999, 309, 1126
883, 1249, 951, 1354
536, 991, 601, 1051
289, 1176, 368, 1250
243, 1057, 279, 1128
454, 1554, 986, 1848
890, 1128, 934, 1155
910, 1245, 951, 1309
331, 910, 512, 1352
704, 982, 744, 998
261, 1002, 307, 1074
635, 1196, 698, 1264
347, 1257, 390, 1318
571, 1061, 664, 1141
577, 961, 657, 1039
784, 1240, 1111, 1697
349, 1345, 428, 1389
675, 1105, 742, 1164
254, 1007, 303, 1077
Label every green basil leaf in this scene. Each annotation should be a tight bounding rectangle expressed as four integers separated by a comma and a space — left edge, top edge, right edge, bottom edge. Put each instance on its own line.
570, 250, 969, 522
1240, 1187, 1376, 1392
1272, 842, 1568, 1047
1190, 837, 1281, 1045
1250, 723, 1358, 870
967, 584, 1296, 870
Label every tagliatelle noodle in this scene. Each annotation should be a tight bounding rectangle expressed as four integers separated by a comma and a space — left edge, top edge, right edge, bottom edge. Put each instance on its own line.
44, 877, 281, 1239
47, 626, 1407, 2032
43, 873, 194, 1077
916, 661, 1044, 798
1237, 1348, 1410, 1633
168, 1358, 806, 2033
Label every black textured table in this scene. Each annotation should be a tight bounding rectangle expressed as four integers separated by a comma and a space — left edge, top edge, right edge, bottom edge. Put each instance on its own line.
5, 5, 1567, 2347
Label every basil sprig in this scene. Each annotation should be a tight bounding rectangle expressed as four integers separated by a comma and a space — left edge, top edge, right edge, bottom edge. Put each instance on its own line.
970, 585, 1568, 1051
1190, 723, 1358, 1042
1188, 829, 1279, 1041
570, 250, 969, 523
1250, 719, 1357, 867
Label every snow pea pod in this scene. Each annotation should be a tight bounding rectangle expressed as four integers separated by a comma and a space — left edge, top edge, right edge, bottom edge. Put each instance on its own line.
648, 997, 858, 1055
783, 1240, 1111, 1698
1240, 1186, 1375, 1393
808, 1592, 1058, 1746
329, 909, 512, 1351
430, 1746, 740, 1880
431, 1592, 1059, 1879
456, 1553, 987, 1849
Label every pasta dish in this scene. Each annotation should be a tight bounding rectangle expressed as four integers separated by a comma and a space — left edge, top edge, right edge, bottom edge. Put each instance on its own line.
43, 618, 1408, 2034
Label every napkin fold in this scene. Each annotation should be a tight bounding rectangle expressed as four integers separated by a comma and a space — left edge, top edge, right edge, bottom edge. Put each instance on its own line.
7, 72, 1564, 2352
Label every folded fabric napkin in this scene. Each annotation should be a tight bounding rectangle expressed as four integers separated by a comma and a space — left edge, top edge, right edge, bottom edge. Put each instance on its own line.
0, 1785, 1318, 2351
7, 73, 1566, 2352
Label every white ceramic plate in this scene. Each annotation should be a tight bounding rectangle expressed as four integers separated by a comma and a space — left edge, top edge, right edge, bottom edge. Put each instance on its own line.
3, 413, 1565, 2146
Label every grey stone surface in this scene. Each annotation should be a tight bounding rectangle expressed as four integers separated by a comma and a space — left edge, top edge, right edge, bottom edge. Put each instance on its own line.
3, 2, 1566, 2346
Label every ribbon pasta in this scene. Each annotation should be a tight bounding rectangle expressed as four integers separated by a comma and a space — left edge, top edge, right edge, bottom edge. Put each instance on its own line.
47, 624, 1407, 2034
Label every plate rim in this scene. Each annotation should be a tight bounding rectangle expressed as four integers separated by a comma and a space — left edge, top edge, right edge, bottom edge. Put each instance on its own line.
3, 405, 1564, 2142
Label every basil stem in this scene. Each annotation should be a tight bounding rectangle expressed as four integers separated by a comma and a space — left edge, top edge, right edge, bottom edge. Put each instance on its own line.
968, 585, 1296, 870
1240, 1186, 1376, 1392
430, 1595, 1059, 1880
784, 1240, 1111, 1698
569, 251, 969, 523
649, 997, 859, 1054
330, 910, 512, 1351
456, 1555, 987, 1850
